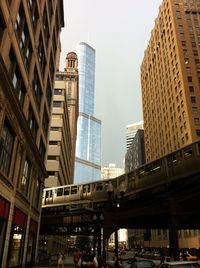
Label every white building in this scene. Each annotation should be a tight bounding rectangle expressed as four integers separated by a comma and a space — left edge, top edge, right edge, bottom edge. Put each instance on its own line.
101, 164, 127, 248
101, 163, 124, 179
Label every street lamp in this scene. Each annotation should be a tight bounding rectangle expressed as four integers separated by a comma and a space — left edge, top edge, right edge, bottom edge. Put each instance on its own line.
107, 180, 126, 261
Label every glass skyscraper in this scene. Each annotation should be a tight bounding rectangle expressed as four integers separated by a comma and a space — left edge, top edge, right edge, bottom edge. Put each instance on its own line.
74, 42, 101, 183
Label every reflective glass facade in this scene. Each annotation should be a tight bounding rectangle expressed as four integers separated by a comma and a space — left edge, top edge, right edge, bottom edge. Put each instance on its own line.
78, 43, 95, 115
74, 43, 101, 183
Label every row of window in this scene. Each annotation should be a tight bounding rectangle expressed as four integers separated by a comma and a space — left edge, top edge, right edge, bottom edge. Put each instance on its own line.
0, 120, 41, 207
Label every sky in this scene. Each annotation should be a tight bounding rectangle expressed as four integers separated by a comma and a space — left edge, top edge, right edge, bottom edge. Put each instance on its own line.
59, 0, 162, 168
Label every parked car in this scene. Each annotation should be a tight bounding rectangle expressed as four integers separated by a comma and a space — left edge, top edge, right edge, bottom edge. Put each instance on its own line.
120, 258, 156, 268
160, 261, 200, 268
180, 253, 198, 261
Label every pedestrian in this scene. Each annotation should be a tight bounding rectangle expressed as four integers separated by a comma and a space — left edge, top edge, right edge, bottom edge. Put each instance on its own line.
74, 248, 81, 268
58, 253, 64, 268
78, 249, 98, 268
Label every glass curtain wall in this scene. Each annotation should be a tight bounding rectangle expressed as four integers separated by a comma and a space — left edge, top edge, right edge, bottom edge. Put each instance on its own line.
74, 43, 101, 183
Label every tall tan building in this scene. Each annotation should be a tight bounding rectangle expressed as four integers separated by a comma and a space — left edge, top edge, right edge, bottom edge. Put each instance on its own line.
141, 0, 200, 250
141, 0, 200, 163
0, 0, 64, 267
46, 52, 79, 187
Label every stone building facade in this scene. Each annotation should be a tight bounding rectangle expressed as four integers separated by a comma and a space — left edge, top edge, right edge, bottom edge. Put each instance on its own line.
0, 0, 64, 267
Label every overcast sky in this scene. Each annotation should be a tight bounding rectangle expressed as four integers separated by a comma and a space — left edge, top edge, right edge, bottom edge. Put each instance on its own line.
59, 0, 162, 168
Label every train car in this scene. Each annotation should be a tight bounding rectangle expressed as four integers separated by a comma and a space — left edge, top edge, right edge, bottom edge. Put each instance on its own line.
42, 184, 83, 207
42, 178, 118, 208
164, 140, 200, 181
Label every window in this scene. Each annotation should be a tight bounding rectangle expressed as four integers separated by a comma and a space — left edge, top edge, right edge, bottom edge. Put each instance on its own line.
47, 156, 56, 160
0, 9, 6, 44
194, 118, 200, 125
50, 127, 60, 131
46, 79, 52, 109
47, 171, 55, 176
190, 96, 196, 103
20, 159, 31, 196
28, 107, 38, 140
49, 141, 58, 145
189, 86, 194, 92
196, 130, 200, 136
15, 4, 32, 69
38, 35, 46, 76
192, 107, 198, 113
53, 101, 62, 107
28, 0, 39, 30
43, 108, 49, 136
9, 47, 26, 106
33, 178, 40, 208
32, 68, 42, 110
0, 120, 15, 176
54, 89, 62, 95
188, 76, 192, 82
15, 4, 25, 37
39, 139, 46, 162
71, 186, 77, 195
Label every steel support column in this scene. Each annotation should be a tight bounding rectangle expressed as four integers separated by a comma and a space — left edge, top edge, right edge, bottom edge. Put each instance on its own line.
102, 230, 106, 262
93, 232, 97, 256
114, 229, 118, 260
168, 198, 179, 261
97, 226, 101, 256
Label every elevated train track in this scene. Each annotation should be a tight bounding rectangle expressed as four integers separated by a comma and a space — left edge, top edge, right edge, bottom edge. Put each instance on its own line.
41, 140, 200, 233
40, 141, 200, 260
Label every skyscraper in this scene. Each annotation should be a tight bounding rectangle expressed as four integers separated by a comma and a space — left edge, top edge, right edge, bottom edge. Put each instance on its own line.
46, 52, 79, 187
126, 121, 143, 150
141, 0, 200, 163
125, 129, 145, 173
140, 0, 200, 249
0, 0, 64, 266
74, 42, 101, 183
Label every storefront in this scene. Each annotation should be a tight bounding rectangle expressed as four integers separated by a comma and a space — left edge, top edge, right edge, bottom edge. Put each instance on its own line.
26, 219, 38, 266
0, 195, 10, 264
8, 207, 27, 268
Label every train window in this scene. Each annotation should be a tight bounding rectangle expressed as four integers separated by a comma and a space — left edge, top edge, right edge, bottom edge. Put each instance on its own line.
71, 186, 77, 194
183, 146, 192, 159
96, 183, 103, 191
57, 188, 63, 196
83, 185, 87, 193
152, 161, 161, 172
83, 185, 90, 193
167, 154, 177, 167
139, 168, 150, 178
47, 190, 52, 197
64, 187, 70, 195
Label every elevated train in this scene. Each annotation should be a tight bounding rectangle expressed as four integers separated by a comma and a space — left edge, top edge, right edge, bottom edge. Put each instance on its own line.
42, 141, 200, 209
